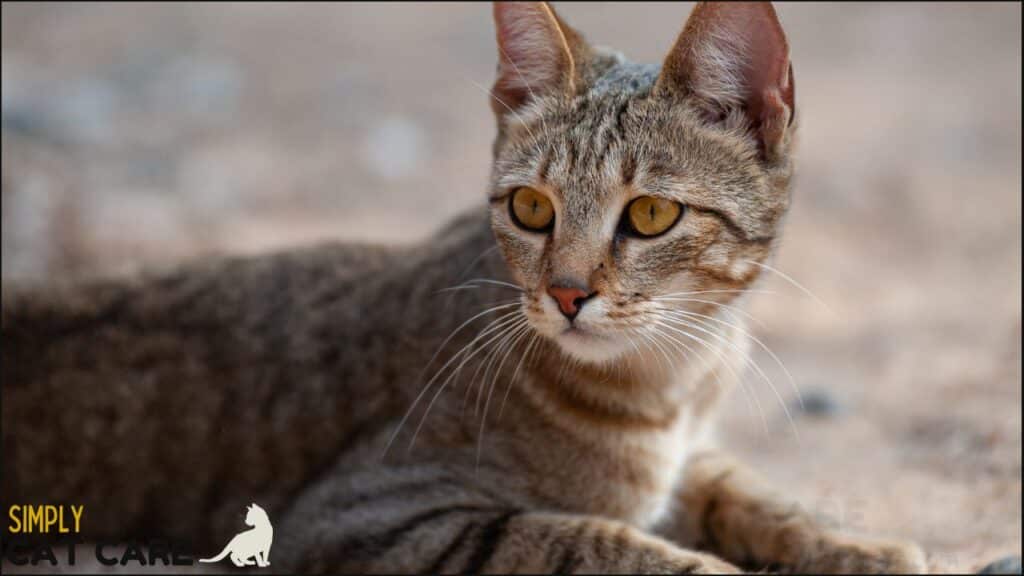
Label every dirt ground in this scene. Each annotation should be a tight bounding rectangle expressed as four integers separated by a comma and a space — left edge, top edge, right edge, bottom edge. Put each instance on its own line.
2, 3, 1020, 573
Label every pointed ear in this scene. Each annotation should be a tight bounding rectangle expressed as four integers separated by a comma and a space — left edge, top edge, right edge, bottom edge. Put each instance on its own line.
656, 2, 794, 159
491, 2, 583, 117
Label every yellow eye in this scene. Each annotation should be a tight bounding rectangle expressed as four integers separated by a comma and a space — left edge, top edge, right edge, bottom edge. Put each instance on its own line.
510, 187, 555, 231
627, 196, 683, 237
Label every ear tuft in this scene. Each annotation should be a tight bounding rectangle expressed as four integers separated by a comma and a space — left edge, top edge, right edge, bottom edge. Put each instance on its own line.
491, 2, 581, 116
657, 2, 794, 159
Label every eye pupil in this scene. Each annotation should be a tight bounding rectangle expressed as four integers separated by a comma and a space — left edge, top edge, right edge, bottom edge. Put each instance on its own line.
649, 204, 656, 221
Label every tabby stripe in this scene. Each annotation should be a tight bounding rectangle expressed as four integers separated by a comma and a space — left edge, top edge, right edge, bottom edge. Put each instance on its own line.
611, 525, 631, 568
698, 205, 773, 245
621, 153, 637, 185
460, 509, 522, 574
595, 101, 627, 167
700, 495, 721, 553
550, 541, 582, 574
699, 469, 734, 553
537, 145, 554, 184
337, 505, 489, 560
549, 520, 587, 575
565, 137, 578, 174
590, 522, 606, 564
613, 100, 629, 137
551, 550, 581, 575
424, 520, 478, 574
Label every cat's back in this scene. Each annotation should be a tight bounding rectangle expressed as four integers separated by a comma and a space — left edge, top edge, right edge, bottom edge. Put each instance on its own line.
1, 205, 502, 546
1, 206, 489, 368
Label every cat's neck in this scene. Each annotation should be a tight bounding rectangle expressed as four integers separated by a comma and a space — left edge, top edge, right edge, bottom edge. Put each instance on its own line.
519, 330, 737, 432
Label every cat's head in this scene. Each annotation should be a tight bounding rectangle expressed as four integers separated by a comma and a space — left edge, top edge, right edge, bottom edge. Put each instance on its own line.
244, 503, 268, 527
487, 2, 796, 365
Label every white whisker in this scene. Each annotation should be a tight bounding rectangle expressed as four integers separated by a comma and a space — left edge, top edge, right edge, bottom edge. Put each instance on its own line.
438, 285, 480, 294
464, 328, 507, 418
745, 259, 836, 317
382, 308, 521, 459
499, 332, 539, 420
438, 278, 523, 295
663, 306, 803, 412
462, 278, 524, 291
407, 315, 530, 452
474, 318, 527, 417
653, 296, 766, 329
662, 313, 799, 442
456, 245, 500, 281
620, 331, 644, 381
476, 322, 533, 471
646, 322, 757, 421
651, 319, 768, 434
414, 302, 520, 385
468, 79, 539, 144
657, 288, 778, 298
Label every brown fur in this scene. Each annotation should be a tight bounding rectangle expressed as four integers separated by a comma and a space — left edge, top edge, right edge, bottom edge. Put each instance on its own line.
2, 2, 926, 573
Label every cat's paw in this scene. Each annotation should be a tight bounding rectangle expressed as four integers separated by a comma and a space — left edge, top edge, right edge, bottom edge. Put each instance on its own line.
645, 550, 740, 574
689, 555, 741, 574
800, 532, 927, 574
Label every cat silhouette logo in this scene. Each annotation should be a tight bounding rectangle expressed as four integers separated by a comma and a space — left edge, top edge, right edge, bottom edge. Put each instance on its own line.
199, 503, 273, 568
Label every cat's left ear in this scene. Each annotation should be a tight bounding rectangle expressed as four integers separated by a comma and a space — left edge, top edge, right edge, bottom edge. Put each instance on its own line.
491, 2, 587, 118
656, 2, 795, 161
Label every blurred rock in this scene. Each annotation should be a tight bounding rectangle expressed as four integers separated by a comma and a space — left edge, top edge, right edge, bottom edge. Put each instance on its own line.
795, 388, 845, 418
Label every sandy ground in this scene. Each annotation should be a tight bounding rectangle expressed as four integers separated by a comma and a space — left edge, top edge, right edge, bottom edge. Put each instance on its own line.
2, 3, 1020, 573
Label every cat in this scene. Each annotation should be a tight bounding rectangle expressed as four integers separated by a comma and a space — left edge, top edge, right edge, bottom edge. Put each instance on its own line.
199, 503, 273, 567
2, 2, 928, 573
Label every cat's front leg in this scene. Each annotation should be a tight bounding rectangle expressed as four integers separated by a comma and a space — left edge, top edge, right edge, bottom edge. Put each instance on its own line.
660, 450, 927, 574
454, 511, 742, 574
275, 467, 739, 573
285, 507, 738, 574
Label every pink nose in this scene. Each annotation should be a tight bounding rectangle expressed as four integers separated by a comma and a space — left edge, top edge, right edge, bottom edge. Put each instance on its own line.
546, 285, 592, 320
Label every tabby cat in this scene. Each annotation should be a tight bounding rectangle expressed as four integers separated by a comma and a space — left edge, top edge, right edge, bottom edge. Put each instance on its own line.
2, 2, 927, 573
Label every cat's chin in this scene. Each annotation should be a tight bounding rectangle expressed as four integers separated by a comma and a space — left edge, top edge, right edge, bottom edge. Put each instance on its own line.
554, 328, 633, 365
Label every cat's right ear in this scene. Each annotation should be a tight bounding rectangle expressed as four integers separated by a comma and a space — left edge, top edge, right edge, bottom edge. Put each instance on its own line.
491, 2, 583, 117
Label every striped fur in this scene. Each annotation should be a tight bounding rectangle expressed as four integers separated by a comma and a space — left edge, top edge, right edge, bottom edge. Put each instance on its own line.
2, 2, 926, 573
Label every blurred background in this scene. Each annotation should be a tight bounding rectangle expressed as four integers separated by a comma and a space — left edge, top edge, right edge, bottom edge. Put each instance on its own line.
1, 2, 1020, 573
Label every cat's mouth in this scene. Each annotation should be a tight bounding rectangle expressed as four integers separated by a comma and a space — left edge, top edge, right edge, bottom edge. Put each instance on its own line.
558, 323, 624, 348
561, 325, 604, 339
552, 324, 634, 364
